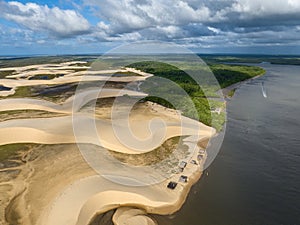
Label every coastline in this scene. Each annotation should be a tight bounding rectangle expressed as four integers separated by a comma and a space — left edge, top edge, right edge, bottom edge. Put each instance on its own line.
0, 92, 215, 225
221, 70, 266, 98
38, 135, 213, 225
0, 61, 216, 225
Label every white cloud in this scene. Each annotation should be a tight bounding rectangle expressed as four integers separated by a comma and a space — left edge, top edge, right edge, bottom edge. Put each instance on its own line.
207, 26, 221, 34
1, 0, 300, 51
0, 1, 91, 37
232, 0, 300, 16
86, 0, 212, 35
83, 0, 299, 44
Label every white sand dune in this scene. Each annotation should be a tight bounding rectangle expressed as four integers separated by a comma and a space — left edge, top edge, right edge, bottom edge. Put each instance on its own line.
0, 84, 213, 154
6, 70, 74, 79
38, 143, 208, 225
0, 64, 152, 97
0, 62, 88, 73
0, 75, 148, 89
0, 112, 213, 154
0, 62, 215, 225
0, 88, 148, 114
0, 89, 15, 97
113, 207, 157, 225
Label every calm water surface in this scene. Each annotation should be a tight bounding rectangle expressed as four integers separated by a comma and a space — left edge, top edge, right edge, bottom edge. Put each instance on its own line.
155, 64, 300, 225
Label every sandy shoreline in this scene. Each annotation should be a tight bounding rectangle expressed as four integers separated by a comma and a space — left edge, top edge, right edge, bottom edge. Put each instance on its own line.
38, 136, 211, 225
0, 101, 214, 225
0, 62, 216, 225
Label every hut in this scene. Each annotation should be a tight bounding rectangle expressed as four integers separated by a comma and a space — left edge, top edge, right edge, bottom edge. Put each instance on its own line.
167, 181, 177, 190
179, 161, 187, 169
179, 175, 188, 183
198, 150, 205, 155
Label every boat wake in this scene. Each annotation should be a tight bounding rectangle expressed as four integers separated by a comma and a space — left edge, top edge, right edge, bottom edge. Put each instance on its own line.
261, 82, 267, 98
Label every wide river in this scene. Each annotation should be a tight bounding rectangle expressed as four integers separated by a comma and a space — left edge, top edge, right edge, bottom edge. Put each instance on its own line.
155, 63, 300, 225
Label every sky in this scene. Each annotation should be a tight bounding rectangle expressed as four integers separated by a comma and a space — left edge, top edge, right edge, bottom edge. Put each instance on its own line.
0, 0, 300, 55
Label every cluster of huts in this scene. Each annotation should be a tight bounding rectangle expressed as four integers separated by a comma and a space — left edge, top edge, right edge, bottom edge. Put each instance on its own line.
167, 149, 206, 190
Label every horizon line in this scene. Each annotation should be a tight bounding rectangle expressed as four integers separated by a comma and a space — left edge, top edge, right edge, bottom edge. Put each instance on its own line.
1, 53, 300, 58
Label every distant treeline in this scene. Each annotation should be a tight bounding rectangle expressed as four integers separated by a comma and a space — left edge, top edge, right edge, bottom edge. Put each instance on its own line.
201, 55, 300, 66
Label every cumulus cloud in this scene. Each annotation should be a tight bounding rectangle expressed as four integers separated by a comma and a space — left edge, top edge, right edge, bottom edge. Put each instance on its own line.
0, 1, 91, 37
86, 0, 212, 35
1, 0, 300, 52
84, 0, 300, 48
231, 0, 300, 16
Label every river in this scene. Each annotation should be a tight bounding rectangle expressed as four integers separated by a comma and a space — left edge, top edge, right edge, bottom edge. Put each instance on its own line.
155, 63, 300, 225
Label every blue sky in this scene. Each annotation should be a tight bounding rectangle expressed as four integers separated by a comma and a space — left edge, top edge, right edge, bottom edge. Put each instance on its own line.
0, 0, 300, 55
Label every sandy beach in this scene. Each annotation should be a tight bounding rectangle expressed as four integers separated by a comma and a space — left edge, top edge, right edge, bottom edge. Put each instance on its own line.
37, 136, 210, 225
0, 62, 216, 225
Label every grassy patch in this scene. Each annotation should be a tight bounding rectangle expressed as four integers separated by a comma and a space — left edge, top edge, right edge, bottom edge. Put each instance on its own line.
112, 71, 141, 77
108, 137, 184, 166
0, 144, 30, 161
28, 74, 61, 80
12, 86, 32, 98
227, 88, 236, 98
0, 110, 65, 122
0, 70, 15, 79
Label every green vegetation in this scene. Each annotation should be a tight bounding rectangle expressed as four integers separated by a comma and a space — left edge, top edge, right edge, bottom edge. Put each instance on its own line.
129, 61, 264, 131
201, 55, 300, 66
109, 137, 186, 166
0, 144, 28, 161
0, 55, 94, 68
0, 70, 15, 79
12, 86, 32, 98
112, 71, 140, 77
0, 56, 265, 132
210, 64, 265, 88
130, 61, 212, 126
28, 74, 61, 80
227, 89, 236, 98
0, 110, 64, 123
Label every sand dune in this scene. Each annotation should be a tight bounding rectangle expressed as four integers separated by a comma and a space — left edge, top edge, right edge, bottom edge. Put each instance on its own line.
0, 63, 152, 98
0, 75, 147, 89
0, 62, 215, 225
113, 207, 157, 225
38, 138, 209, 225
0, 111, 213, 154
0, 88, 147, 114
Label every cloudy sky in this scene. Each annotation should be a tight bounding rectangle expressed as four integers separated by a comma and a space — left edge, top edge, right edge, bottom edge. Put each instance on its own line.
1, 0, 300, 55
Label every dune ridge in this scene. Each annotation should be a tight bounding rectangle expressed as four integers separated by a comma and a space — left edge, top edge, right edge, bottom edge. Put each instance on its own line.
0, 62, 215, 225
